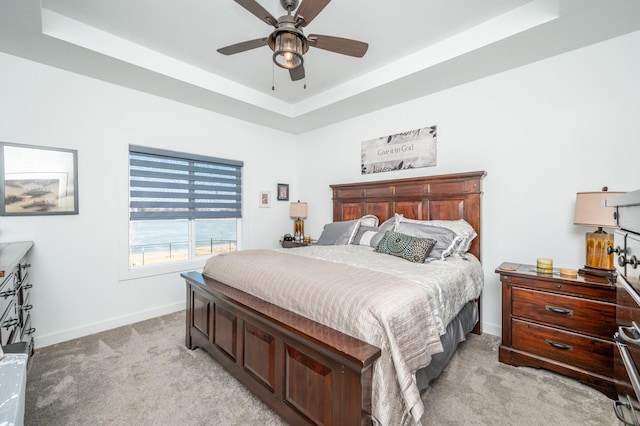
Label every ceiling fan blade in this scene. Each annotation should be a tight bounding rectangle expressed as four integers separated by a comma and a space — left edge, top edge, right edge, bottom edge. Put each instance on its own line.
234, 0, 278, 27
294, 0, 332, 27
289, 65, 305, 81
308, 34, 368, 57
217, 38, 268, 55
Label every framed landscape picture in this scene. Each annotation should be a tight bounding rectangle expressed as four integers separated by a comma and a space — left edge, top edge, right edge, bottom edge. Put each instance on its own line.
1, 142, 79, 215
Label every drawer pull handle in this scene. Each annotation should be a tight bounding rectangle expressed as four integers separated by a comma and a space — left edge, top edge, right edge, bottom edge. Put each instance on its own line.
22, 304, 33, 311
619, 323, 640, 346
545, 305, 573, 315
25, 327, 36, 335
2, 318, 18, 329
22, 284, 33, 290
545, 339, 573, 351
0, 290, 16, 298
613, 399, 639, 426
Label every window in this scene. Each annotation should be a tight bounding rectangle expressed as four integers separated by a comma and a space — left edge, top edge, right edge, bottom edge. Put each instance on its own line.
128, 145, 242, 268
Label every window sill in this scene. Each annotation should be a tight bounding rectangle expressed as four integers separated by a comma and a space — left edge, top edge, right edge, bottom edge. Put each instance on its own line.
118, 256, 209, 282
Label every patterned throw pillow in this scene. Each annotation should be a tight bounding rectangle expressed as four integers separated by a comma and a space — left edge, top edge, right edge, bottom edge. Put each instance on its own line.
374, 231, 437, 263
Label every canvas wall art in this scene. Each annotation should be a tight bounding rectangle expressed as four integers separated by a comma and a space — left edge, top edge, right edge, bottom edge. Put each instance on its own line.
361, 126, 437, 174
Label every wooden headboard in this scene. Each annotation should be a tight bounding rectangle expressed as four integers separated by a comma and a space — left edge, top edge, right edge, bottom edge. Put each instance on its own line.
331, 171, 486, 260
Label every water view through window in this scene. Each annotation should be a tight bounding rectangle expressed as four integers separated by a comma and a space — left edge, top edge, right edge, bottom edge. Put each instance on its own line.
129, 218, 237, 267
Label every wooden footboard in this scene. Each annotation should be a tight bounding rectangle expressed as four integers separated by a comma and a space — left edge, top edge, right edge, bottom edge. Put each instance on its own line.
183, 271, 381, 426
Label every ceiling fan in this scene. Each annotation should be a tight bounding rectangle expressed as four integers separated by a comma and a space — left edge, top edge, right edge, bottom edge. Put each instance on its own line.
217, 0, 369, 82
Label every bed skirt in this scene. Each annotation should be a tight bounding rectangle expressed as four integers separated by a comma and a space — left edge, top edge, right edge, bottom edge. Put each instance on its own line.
416, 300, 479, 390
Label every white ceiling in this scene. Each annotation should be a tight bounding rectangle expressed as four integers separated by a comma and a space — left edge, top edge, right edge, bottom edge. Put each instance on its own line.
1, 0, 640, 134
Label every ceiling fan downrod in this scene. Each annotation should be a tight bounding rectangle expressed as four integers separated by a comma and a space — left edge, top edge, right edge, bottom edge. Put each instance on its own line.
280, 0, 299, 13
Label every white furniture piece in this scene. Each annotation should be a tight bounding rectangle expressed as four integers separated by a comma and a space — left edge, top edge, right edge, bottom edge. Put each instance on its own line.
0, 348, 29, 425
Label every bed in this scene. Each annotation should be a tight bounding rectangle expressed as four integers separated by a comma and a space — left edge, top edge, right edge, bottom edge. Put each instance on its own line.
182, 170, 486, 425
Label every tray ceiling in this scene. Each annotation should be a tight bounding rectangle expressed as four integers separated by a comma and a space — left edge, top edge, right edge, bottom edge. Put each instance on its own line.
1, 0, 639, 133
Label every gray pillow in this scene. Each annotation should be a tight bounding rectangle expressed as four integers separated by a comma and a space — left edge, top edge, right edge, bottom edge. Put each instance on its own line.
352, 225, 379, 245
369, 231, 387, 249
395, 222, 462, 261
399, 218, 477, 255
365, 216, 399, 248
317, 220, 360, 245
378, 216, 398, 233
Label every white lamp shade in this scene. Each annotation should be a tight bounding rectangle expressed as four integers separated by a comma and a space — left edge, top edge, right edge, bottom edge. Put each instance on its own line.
290, 202, 308, 219
574, 191, 624, 228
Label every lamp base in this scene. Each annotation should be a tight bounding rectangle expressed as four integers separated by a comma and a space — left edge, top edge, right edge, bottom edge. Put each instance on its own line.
584, 230, 614, 270
293, 218, 304, 240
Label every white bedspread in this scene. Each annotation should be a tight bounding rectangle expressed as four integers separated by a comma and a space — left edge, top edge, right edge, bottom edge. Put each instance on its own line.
202, 246, 483, 426
280, 245, 484, 336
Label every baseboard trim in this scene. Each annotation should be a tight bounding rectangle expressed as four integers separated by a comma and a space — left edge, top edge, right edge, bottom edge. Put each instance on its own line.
33, 305, 503, 348
34, 302, 184, 348
481, 321, 501, 337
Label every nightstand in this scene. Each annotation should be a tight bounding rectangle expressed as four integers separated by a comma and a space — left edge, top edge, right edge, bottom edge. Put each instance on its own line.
496, 262, 617, 399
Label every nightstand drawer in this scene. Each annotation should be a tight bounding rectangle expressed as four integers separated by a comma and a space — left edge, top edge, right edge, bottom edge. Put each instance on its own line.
512, 319, 613, 376
512, 287, 615, 340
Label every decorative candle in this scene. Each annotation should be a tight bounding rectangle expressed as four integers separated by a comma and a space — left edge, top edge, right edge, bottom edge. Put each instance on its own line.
559, 268, 578, 278
537, 258, 553, 274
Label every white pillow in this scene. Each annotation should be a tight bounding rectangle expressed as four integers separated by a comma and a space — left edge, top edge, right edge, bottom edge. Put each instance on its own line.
358, 214, 379, 227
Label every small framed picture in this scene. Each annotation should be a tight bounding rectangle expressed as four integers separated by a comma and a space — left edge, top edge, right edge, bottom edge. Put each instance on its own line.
277, 183, 289, 201
259, 191, 270, 208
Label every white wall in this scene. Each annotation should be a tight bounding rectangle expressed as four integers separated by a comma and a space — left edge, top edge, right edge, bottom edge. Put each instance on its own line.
297, 30, 640, 336
0, 52, 298, 346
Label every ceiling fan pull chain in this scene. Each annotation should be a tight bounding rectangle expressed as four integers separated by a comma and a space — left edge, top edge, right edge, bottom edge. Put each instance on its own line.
272, 62, 275, 91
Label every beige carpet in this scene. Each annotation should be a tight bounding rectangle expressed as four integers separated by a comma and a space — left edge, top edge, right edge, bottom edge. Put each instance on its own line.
25, 311, 618, 425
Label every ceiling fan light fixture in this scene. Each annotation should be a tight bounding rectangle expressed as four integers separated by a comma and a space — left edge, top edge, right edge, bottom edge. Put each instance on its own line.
273, 32, 304, 69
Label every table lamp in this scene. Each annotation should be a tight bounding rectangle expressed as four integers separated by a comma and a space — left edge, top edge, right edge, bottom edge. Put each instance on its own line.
290, 201, 308, 241
573, 187, 623, 275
